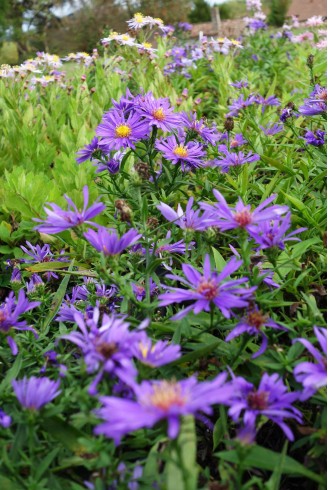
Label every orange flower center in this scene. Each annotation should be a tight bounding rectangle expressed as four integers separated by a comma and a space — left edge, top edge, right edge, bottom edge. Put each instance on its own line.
173, 145, 188, 158
115, 124, 132, 138
152, 108, 166, 121
148, 381, 187, 411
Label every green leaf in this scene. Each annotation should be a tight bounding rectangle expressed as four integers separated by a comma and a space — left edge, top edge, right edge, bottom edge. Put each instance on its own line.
217, 445, 323, 483
0, 354, 22, 394
166, 416, 198, 490
170, 341, 220, 366
42, 260, 75, 334
0, 476, 24, 490
35, 448, 60, 481
41, 416, 88, 454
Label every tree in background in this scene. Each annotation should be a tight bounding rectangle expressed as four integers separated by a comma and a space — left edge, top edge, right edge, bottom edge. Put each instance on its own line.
267, 0, 291, 26
0, 0, 71, 59
137, 0, 192, 24
188, 0, 211, 23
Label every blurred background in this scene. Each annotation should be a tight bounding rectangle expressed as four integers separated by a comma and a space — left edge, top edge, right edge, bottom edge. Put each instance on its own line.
0, 0, 326, 63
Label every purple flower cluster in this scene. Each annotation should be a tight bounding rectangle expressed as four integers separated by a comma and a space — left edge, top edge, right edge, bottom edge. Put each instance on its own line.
62, 308, 181, 394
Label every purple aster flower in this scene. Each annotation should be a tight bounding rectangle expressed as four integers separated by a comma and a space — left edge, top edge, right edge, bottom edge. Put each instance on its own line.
228, 373, 302, 440
132, 332, 181, 367
303, 129, 325, 146
10, 268, 22, 283
155, 135, 206, 171
20, 241, 68, 280
0, 409, 11, 428
293, 327, 327, 399
134, 93, 181, 132
34, 186, 105, 234
247, 19, 267, 31
95, 150, 125, 174
200, 190, 288, 232
227, 95, 257, 117
132, 278, 158, 301
26, 273, 44, 294
62, 309, 141, 394
229, 133, 248, 148
299, 101, 326, 116
0, 290, 39, 335
56, 303, 81, 323
181, 112, 221, 145
157, 197, 213, 231
94, 372, 234, 443
76, 137, 102, 164
260, 123, 284, 136
299, 85, 327, 116
230, 80, 248, 89
96, 109, 150, 151
12, 376, 61, 410
248, 213, 307, 250
255, 95, 280, 112
214, 147, 260, 172
225, 307, 287, 358
158, 255, 255, 320
178, 22, 192, 31
280, 105, 297, 123
84, 227, 141, 256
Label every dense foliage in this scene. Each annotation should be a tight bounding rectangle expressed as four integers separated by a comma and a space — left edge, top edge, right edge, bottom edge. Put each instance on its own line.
0, 5, 326, 490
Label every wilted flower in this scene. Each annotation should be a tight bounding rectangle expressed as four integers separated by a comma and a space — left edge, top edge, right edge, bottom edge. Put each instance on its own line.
94, 373, 233, 443
34, 186, 105, 234
228, 373, 302, 440
12, 376, 61, 410
158, 255, 255, 320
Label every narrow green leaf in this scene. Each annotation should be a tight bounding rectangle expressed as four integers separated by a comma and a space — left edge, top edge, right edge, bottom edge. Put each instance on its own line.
42, 260, 75, 334
166, 416, 198, 490
217, 445, 322, 483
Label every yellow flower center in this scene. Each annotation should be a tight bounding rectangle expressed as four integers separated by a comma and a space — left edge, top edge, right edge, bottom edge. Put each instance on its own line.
148, 381, 187, 411
231, 39, 241, 46
134, 13, 144, 23
217, 37, 225, 43
142, 42, 152, 49
115, 124, 132, 138
155, 17, 163, 24
152, 108, 166, 121
121, 34, 131, 41
173, 145, 188, 158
